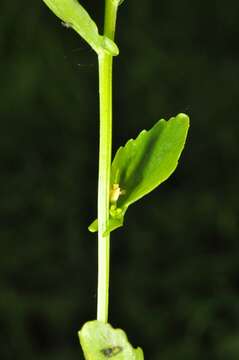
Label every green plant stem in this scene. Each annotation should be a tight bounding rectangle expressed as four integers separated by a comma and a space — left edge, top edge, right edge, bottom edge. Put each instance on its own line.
97, 53, 112, 323
97, 0, 119, 323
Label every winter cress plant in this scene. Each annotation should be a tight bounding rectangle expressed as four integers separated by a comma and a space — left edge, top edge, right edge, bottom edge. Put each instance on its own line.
42, 0, 190, 358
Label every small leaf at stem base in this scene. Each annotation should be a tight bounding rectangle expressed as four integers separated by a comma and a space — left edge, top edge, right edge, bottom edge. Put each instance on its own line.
79, 321, 144, 360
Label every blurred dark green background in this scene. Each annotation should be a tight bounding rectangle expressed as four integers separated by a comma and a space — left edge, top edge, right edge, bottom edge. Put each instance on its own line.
1, 0, 239, 359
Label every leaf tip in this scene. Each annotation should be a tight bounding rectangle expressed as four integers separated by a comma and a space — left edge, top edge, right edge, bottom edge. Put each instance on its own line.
177, 113, 190, 126
88, 219, 98, 233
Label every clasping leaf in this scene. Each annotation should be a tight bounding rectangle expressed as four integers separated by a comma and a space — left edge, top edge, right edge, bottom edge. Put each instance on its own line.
79, 321, 144, 360
89, 113, 189, 234
42, 0, 119, 55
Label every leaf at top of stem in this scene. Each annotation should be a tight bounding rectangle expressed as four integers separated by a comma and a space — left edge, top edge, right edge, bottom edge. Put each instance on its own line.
42, 0, 119, 56
79, 320, 144, 360
89, 113, 190, 234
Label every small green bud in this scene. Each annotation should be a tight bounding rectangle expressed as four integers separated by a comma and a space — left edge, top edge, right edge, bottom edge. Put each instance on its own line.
101, 36, 119, 56
110, 205, 122, 219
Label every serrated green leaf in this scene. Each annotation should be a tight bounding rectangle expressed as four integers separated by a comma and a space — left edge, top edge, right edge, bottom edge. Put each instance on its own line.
89, 113, 189, 234
79, 321, 144, 360
42, 0, 119, 55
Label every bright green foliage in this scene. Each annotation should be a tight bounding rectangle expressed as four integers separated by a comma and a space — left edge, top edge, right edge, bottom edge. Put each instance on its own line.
79, 321, 144, 360
89, 113, 189, 234
111, 113, 189, 207
42, 0, 119, 55
41, 1, 190, 357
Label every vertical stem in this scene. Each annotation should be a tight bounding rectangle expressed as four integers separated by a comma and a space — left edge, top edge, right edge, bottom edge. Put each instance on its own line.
97, 53, 112, 322
97, 0, 119, 323
104, 0, 118, 39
